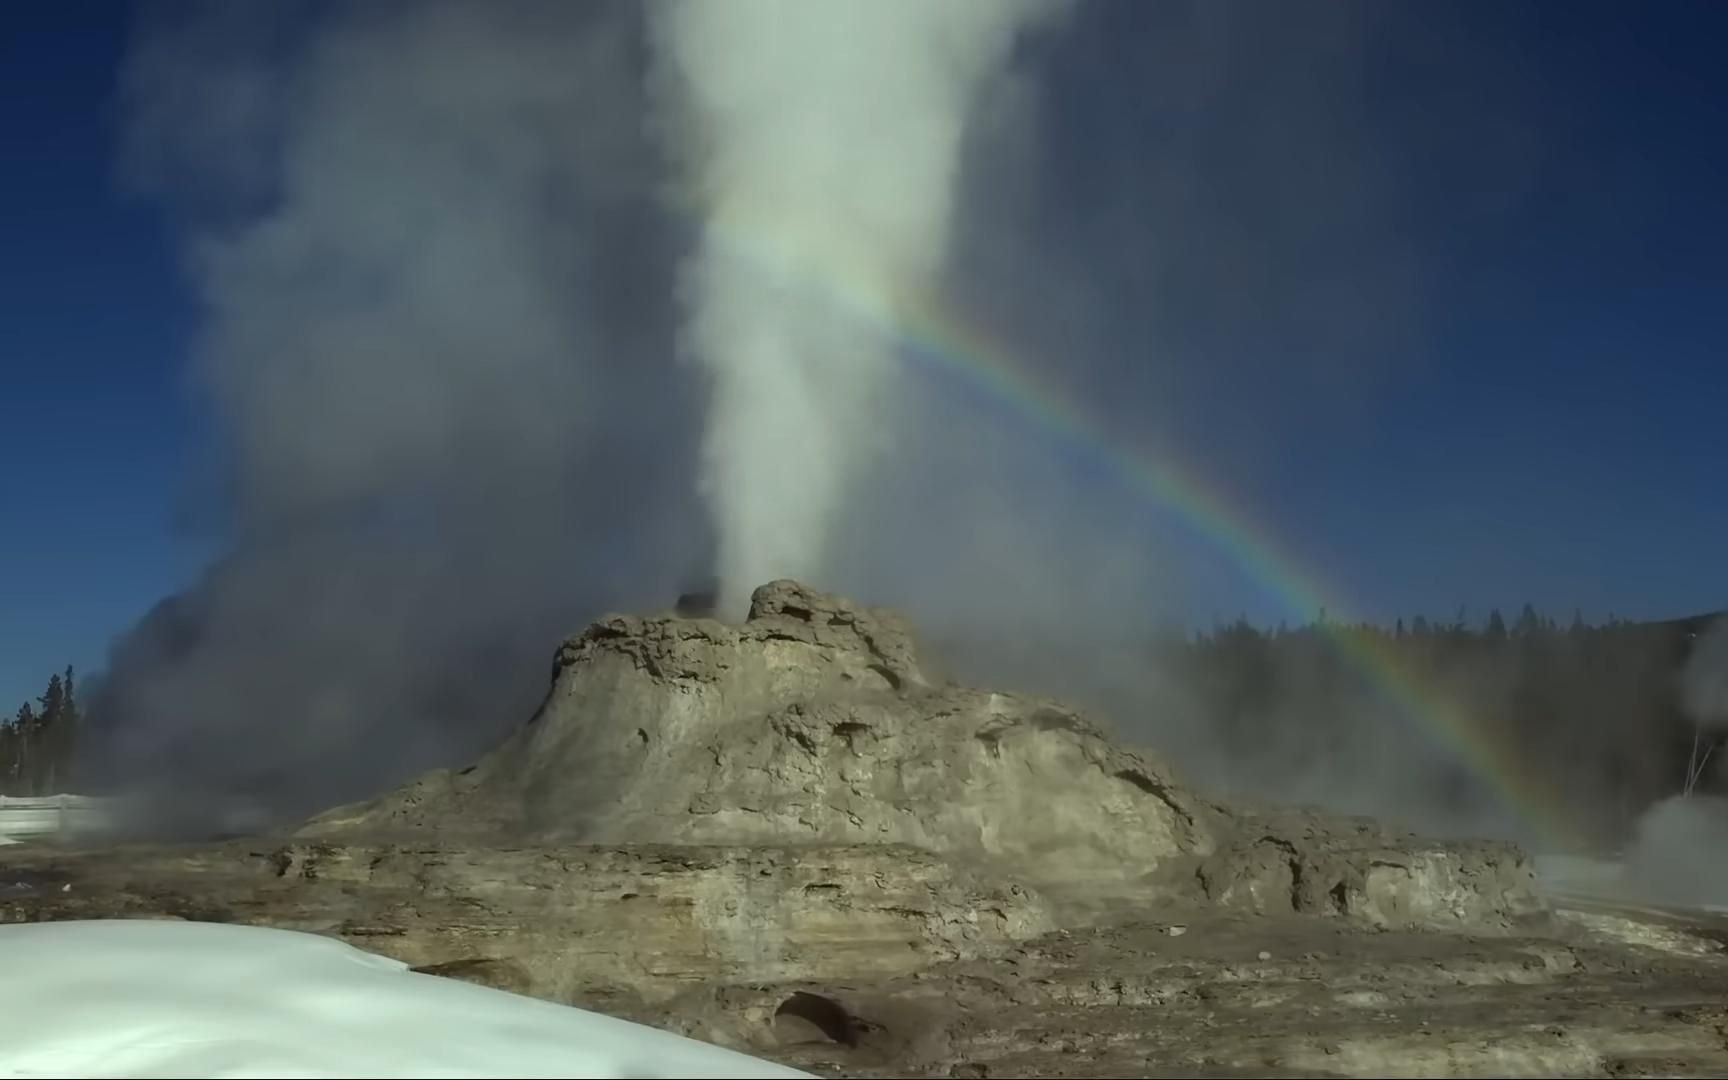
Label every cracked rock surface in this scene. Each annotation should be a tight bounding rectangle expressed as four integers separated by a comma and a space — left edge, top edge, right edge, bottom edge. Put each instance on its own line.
7, 840, 1728, 1078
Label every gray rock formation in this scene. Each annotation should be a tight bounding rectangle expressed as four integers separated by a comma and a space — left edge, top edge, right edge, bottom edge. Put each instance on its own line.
1195, 808, 1546, 930
300, 580, 1548, 931
304, 580, 1215, 895
0, 840, 1050, 1000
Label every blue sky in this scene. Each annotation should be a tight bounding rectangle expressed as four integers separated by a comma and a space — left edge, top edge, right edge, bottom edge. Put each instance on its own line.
3, 0, 1726, 712
2, 5, 213, 710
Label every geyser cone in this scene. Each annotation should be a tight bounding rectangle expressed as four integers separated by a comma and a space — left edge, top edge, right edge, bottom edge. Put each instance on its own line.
303, 580, 1215, 889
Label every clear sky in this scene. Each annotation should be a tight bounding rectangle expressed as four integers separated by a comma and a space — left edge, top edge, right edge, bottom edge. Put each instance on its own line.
2, 4, 213, 710
2, 0, 1725, 712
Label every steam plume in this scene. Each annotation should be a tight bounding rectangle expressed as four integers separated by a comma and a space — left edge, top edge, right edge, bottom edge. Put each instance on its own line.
95, 2, 1535, 845
648, 0, 1072, 615
96, 2, 699, 829
1682, 618, 1728, 733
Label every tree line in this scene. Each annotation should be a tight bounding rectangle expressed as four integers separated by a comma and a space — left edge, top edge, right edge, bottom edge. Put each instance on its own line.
2, 667, 80, 796
1167, 604, 1715, 847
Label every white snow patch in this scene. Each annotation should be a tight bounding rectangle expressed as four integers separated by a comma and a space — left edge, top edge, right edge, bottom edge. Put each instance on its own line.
0, 795, 116, 844
0, 920, 811, 1078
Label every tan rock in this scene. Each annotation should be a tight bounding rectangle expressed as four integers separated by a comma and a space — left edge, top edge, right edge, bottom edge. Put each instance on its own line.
303, 580, 1214, 894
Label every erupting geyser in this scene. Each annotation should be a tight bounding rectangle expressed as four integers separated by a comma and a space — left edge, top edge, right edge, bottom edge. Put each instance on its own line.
648, 0, 1072, 616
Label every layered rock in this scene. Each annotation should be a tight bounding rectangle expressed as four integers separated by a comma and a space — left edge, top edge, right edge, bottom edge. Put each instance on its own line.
298, 580, 1548, 931
1197, 809, 1547, 930
10, 836, 1728, 1079
304, 581, 1215, 893
0, 840, 1050, 1001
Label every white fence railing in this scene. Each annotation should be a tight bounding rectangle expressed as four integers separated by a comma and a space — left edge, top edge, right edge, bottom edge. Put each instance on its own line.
0, 795, 116, 845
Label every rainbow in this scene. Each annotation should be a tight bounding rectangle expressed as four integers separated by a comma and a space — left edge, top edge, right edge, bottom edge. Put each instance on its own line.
896, 292, 1581, 849
691, 211, 1581, 850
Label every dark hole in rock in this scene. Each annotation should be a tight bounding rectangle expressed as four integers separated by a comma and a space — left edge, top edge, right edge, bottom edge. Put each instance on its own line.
773, 991, 862, 1047
1115, 769, 1159, 794
674, 583, 718, 618
1030, 708, 1086, 733
1329, 880, 1351, 913
866, 663, 902, 690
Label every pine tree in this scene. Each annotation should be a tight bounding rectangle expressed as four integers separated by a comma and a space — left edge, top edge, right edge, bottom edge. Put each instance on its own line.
41, 673, 62, 718
11, 702, 36, 794
1486, 609, 1508, 640
1514, 602, 1542, 638
0, 670, 85, 795
29, 673, 72, 795
57, 665, 78, 789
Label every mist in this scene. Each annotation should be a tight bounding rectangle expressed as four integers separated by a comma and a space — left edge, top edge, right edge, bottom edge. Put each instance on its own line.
1681, 618, 1728, 732
648, 0, 1072, 616
93, 0, 1095, 830
94, 1, 703, 829
87, 0, 1705, 859
1615, 618, 1728, 907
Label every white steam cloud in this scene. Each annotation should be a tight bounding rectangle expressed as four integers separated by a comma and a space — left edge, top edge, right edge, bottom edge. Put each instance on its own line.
649, 0, 1072, 614
97, 1, 702, 828
97, 0, 1081, 829
96, 1, 1504, 840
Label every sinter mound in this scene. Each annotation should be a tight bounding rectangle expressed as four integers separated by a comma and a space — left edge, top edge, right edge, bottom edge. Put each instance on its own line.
21, 582, 1728, 1078
304, 580, 1540, 929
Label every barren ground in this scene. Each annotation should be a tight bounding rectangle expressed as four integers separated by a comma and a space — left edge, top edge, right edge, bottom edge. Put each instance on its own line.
4, 840, 1728, 1078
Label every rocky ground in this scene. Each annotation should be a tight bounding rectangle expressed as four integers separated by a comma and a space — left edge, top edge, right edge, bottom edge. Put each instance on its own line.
6, 838, 1728, 1077
7, 581, 1728, 1077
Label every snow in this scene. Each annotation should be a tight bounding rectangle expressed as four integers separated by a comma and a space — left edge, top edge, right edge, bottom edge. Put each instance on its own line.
0, 920, 813, 1079
0, 795, 115, 844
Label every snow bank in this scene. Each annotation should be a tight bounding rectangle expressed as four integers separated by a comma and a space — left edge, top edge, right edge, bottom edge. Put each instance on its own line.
0, 795, 116, 843
0, 920, 811, 1079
